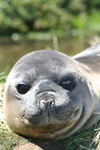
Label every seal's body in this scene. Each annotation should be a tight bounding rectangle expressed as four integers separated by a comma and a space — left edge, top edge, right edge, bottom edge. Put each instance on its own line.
3, 44, 100, 139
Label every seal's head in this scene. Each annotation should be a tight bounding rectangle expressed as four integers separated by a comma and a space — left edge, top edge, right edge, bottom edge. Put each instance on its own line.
3, 50, 96, 139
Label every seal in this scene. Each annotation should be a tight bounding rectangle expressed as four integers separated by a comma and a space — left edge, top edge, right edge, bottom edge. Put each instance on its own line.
3, 44, 100, 140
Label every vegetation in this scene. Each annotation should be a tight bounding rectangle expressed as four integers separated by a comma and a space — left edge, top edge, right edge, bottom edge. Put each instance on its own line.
0, 0, 100, 38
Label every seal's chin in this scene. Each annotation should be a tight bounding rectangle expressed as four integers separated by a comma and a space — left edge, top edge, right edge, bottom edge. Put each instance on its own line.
19, 105, 81, 139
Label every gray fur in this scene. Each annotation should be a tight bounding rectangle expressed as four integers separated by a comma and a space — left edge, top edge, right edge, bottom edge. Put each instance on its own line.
3, 44, 100, 139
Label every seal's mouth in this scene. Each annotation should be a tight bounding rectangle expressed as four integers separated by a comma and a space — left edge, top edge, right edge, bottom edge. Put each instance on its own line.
19, 106, 81, 139
20, 103, 80, 128
20, 102, 78, 125
19, 92, 82, 139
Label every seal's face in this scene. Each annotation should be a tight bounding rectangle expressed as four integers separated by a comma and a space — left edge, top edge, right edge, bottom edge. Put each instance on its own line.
4, 50, 95, 139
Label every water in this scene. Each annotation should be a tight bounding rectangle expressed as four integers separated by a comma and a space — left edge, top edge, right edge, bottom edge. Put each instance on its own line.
0, 36, 89, 74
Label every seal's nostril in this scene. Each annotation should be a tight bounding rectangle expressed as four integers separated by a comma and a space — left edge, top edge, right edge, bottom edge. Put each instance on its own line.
50, 100, 55, 106
40, 100, 46, 105
40, 98, 55, 109
40, 99, 55, 105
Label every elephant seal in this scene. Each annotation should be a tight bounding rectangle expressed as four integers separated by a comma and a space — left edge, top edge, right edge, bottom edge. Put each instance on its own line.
3, 44, 100, 139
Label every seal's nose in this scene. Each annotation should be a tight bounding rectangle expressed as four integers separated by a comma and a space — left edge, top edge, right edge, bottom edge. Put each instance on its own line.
39, 95, 55, 110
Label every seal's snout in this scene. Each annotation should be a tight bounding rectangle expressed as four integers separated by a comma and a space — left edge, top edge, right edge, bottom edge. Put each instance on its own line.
39, 95, 55, 110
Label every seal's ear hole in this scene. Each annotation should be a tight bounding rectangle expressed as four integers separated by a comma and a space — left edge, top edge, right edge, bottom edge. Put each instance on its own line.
59, 76, 75, 90
17, 84, 31, 94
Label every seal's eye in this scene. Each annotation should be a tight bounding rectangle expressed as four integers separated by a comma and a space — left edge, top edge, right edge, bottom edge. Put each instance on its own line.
60, 77, 75, 90
17, 84, 31, 94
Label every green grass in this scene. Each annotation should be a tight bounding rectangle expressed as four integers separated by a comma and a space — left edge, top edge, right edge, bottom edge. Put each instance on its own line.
0, 72, 7, 83
59, 130, 97, 150
0, 73, 100, 150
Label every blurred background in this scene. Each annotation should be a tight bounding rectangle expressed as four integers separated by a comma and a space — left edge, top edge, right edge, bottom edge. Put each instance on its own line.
0, 0, 100, 73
